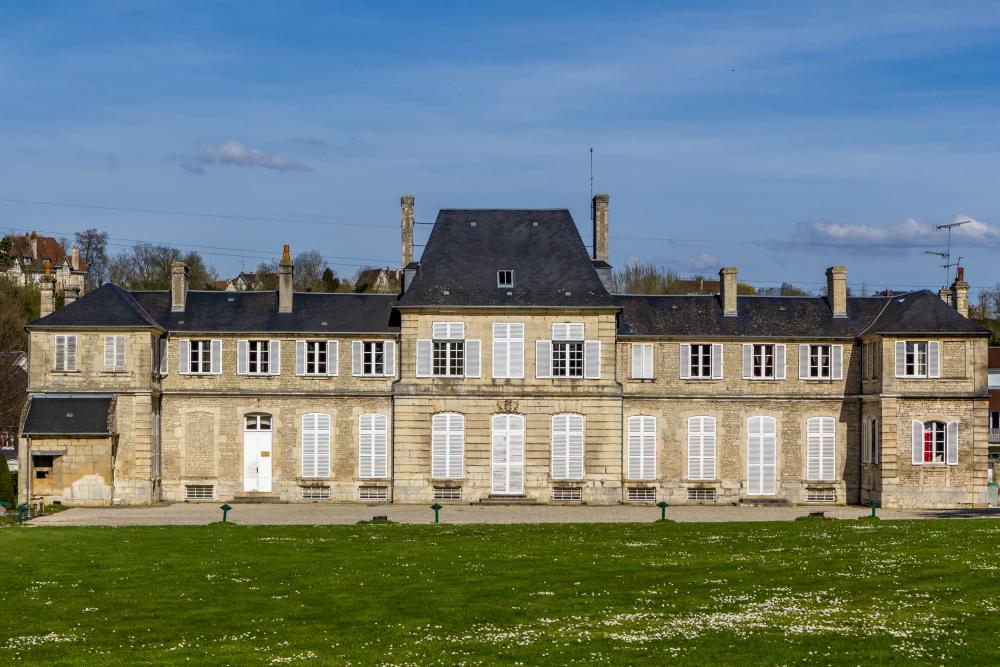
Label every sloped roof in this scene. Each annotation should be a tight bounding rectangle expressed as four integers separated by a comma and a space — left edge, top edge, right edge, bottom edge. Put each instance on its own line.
9, 235, 88, 272
862, 290, 988, 336
27, 283, 161, 329
398, 209, 616, 308
22, 395, 114, 436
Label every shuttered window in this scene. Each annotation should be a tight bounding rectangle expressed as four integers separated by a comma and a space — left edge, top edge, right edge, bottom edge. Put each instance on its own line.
54, 334, 77, 372
183, 340, 220, 375
493, 323, 525, 379
747, 416, 777, 495
237, 340, 273, 375
492, 414, 525, 494
895, 341, 940, 378
103, 335, 126, 371
359, 413, 388, 478
912, 420, 958, 465
352, 341, 396, 376
627, 416, 656, 480
870, 418, 880, 464
631, 343, 653, 379
744, 344, 785, 380
545, 324, 600, 379
432, 413, 464, 479
301, 412, 331, 478
551, 414, 585, 479
806, 416, 836, 481
680, 343, 723, 380
687, 416, 717, 481
799, 344, 843, 380
297, 340, 337, 376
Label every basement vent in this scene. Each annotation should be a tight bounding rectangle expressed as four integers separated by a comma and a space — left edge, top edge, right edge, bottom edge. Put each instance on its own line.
552, 487, 582, 502
359, 486, 388, 501
184, 484, 214, 500
807, 490, 837, 503
627, 487, 657, 503
302, 486, 331, 500
433, 487, 462, 501
687, 488, 716, 502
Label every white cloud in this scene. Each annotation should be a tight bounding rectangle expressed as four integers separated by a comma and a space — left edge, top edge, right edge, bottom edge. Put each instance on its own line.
685, 253, 719, 272
176, 140, 312, 173
792, 215, 1000, 252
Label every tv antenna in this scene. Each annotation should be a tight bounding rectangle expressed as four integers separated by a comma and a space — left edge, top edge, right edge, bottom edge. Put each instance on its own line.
925, 220, 969, 286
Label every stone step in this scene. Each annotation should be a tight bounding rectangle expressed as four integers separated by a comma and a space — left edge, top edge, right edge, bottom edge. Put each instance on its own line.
477, 495, 545, 506
738, 497, 791, 507
231, 495, 284, 504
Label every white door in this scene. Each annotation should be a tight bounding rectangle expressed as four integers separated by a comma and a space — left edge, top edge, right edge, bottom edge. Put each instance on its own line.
747, 416, 777, 495
492, 414, 525, 494
243, 414, 273, 493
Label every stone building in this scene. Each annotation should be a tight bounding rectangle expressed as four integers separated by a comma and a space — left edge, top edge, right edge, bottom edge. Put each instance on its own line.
18, 196, 992, 509
3, 231, 88, 297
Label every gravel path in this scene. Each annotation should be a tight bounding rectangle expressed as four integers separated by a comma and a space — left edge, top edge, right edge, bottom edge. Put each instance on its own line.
24, 503, 1000, 526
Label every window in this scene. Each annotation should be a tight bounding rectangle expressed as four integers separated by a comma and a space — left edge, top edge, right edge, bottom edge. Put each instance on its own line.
911, 420, 958, 466
434, 487, 462, 501
497, 270, 514, 288
687, 416, 717, 481
551, 414, 584, 479
536, 323, 599, 379
416, 322, 478, 378
244, 414, 271, 431
431, 413, 464, 479
103, 335, 126, 371
54, 334, 77, 371
806, 417, 836, 481
492, 323, 524, 378
238, 340, 278, 375
180, 339, 220, 375
359, 413, 388, 478
301, 413, 331, 478
552, 488, 582, 502
296, 341, 337, 376
552, 341, 584, 377
627, 416, 656, 480
742, 344, 785, 380
687, 488, 716, 502
807, 490, 837, 503
302, 486, 331, 500
305, 341, 327, 375
747, 416, 777, 495
359, 486, 388, 501
352, 340, 395, 377
895, 341, 939, 378
799, 345, 843, 380
433, 340, 465, 376
627, 487, 656, 502
184, 484, 214, 500
680, 343, 723, 380
863, 418, 881, 465
631, 343, 654, 379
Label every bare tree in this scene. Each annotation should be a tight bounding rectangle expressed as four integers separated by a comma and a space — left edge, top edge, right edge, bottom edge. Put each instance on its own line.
293, 250, 327, 291
73, 228, 110, 288
108, 243, 217, 290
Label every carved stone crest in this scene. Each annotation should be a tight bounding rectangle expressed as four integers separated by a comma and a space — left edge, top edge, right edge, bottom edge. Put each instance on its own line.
496, 399, 519, 414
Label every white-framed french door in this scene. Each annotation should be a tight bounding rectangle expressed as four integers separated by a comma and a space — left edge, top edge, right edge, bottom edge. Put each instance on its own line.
243, 413, 273, 493
491, 414, 525, 494
747, 416, 777, 496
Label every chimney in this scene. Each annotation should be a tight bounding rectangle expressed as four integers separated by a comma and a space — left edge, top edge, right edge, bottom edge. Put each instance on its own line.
401, 194, 414, 268
170, 261, 189, 312
720, 267, 738, 317
951, 266, 969, 318
39, 260, 55, 318
826, 266, 847, 318
592, 194, 609, 262
63, 284, 80, 306
278, 244, 294, 313
71, 246, 80, 271
938, 287, 951, 304
30, 231, 38, 258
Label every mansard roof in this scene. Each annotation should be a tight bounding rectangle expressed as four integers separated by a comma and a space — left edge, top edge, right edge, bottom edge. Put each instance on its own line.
617, 290, 988, 338
398, 209, 616, 308
27, 283, 162, 329
22, 395, 114, 436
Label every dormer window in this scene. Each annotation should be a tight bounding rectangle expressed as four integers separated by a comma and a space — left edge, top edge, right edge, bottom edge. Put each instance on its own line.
497, 270, 514, 288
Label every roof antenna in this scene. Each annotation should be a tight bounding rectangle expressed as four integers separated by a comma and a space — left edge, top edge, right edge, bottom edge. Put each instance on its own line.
589, 147, 595, 238
926, 220, 970, 286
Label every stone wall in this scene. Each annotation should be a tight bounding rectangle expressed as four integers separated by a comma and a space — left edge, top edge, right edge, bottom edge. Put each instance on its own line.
24, 436, 114, 506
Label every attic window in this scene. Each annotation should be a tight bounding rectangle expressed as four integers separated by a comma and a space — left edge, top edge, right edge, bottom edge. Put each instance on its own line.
497, 270, 514, 288
469, 221, 477, 227
443, 290, 450, 296
564, 291, 572, 297
531, 221, 539, 227
65, 412, 74, 418
227, 297, 235, 302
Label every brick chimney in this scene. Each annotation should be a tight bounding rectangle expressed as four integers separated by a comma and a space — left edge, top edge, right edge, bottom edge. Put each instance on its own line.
826, 266, 847, 318
278, 244, 294, 313
64, 284, 80, 306
951, 266, 969, 318
39, 260, 55, 318
720, 267, 738, 317
592, 194, 609, 262
170, 261, 189, 312
401, 194, 414, 268
71, 246, 80, 271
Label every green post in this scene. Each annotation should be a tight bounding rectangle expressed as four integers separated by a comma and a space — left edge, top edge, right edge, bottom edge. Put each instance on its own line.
656, 500, 668, 522
430, 502, 442, 524
220, 503, 232, 523
869, 499, 877, 518
16, 503, 28, 525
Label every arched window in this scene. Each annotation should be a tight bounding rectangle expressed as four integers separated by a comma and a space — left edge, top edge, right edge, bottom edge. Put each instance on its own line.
551, 414, 584, 479
359, 414, 388, 478
432, 413, 464, 479
912, 420, 957, 465
687, 416, 716, 481
806, 417, 835, 481
245, 413, 272, 431
302, 413, 331, 478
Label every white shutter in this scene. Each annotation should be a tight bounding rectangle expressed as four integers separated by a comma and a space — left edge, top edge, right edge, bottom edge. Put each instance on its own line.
493, 324, 509, 378
359, 414, 373, 478
928, 341, 941, 378
872, 420, 880, 465
433, 322, 464, 340
352, 341, 363, 376
432, 322, 449, 339
711, 343, 723, 379
210, 340, 222, 375
553, 322, 584, 341
551, 414, 584, 480
832, 345, 843, 381
799, 344, 809, 380
861, 419, 870, 464
742, 344, 752, 379
946, 420, 959, 465
301, 413, 316, 477
302, 413, 330, 478
679, 344, 691, 380
448, 413, 464, 478
688, 416, 717, 481
775, 344, 786, 380
373, 413, 388, 477
627, 416, 655, 481
551, 414, 568, 479
326, 340, 338, 376
465, 339, 481, 378
54, 335, 65, 371
584, 341, 601, 379
642, 344, 653, 378
912, 420, 924, 465
178, 340, 190, 374
415, 339, 432, 377
536, 340, 552, 378
432, 413, 463, 479
104, 336, 115, 370
748, 416, 777, 495
895, 341, 906, 377
509, 324, 524, 378
66, 335, 77, 371
237, 340, 248, 375
159, 338, 169, 375
432, 414, 447, 478
316, 413, 331, 477
269, 340, 281, 375
383, 340, 395, 376
807, 417, 835, 481
627, 417, 642, 480
632, 344, 643, 379
295, 340, 305, 376
115, 336, 125, 370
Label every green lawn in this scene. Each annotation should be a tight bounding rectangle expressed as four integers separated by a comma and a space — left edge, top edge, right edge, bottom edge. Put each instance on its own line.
2, 519, 999, 665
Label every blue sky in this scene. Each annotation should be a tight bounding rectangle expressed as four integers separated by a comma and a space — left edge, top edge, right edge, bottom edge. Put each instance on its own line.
2, 1, 1000, 296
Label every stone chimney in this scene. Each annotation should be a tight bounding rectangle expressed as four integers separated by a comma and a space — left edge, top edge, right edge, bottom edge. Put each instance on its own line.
71, 246, 80, 271
30, 231, 38, 259
592, 194, 609, 262
826, 266, 847, 318
278, 244, 294, 313
39, 260, 55, 318
951, 266, 969, 318
720, 267, 738, 317
401, 194, 414, 268
170, 261, 189, 312
938, 287, 951, 304
63, 284, 80, 306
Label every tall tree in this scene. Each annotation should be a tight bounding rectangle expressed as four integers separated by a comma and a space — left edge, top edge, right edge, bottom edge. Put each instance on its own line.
73, 228, 110, 288
293, 250, 327, 291
108, 243, 217, 290
320, 267, 340, 292
0, 278, 36, 451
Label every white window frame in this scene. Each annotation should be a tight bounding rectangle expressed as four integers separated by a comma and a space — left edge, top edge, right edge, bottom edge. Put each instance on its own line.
912, 419, 958, 466
183, 339, 221, 375
799, 344, 843, 381
431, 412, 464, 479
296, 340, 337, 377
497, 270, 514, 288
103, 334, 126, 371
301, 412, 331, 478
806, 416, 836, 481
54, 334, 77, 372
359, 413, 388, 479
687, 416, 717, 481
352, 340, 395, 377
551, 414, 585, 480
627, 415, 656, 481
680, 343, 723, 380
242, 339, 271, 375
492, 323, 525, 379
895, 341, 940, 379
631, 343, 654, 379
747, 416, 777, 495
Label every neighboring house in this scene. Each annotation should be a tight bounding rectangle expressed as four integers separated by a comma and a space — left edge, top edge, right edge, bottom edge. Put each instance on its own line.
3, 231, 87, 296
674, 277, 720, 294
355, 267, 400, 293
17, 195, 992, 509
225, 272, 262, 291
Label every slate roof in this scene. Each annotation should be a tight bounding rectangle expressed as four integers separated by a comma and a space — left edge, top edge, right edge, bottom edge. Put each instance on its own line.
398, 209, 616, 308
618, 290, 989, 338
22, 395, 114, 436
9, 234, 88, 272
27, 284, 162, 329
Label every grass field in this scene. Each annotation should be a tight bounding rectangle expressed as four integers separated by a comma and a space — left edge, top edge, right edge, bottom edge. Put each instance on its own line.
2, 519, 999, 665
